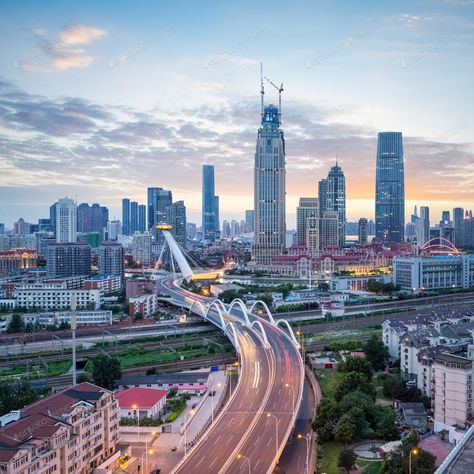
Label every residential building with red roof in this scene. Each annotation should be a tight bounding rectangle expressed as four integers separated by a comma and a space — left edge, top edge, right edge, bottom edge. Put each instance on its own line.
116, 388, 167, 420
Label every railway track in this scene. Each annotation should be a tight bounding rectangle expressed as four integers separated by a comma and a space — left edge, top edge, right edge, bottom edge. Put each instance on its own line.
43, 353, 236, 388
0, 334, 228, 368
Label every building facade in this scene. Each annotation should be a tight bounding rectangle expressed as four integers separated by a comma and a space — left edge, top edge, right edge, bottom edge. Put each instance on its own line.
56, 197, 77, 243
296, 198, 319, 254
46, 243, 91, 278
326, 163, 346, 247
202, 164, 219, 243
98, 241, 124, 277
375, 132, 405, 243
253, 104, 286, 264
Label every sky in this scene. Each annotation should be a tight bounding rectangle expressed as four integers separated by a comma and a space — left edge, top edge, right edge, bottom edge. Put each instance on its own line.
0, 0, 473, 229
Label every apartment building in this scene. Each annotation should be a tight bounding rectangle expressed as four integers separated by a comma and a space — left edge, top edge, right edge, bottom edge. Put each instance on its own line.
128, 293, 157, 318
0, 382, 120, 474
22, 310, 113, 327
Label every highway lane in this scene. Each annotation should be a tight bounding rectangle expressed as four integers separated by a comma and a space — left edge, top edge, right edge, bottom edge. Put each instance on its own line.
158, 278, 304, 474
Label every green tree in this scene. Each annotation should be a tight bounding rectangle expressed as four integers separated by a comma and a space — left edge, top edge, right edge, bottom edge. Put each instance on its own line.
312, 398, 341, 441
334, 372, 377, 402
364, 334, 389, 371
338, 447, 357, 474
383, 375, 406, 399
339, 356, 373, 381
0, 379, 38, 416
91, 354, 122, 390
377, 409, 399, 441
7, 313, 24, 333
334, 412, 357, 444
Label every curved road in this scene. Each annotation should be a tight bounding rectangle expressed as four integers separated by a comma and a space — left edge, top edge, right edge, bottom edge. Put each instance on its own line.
158, 278, 304, 474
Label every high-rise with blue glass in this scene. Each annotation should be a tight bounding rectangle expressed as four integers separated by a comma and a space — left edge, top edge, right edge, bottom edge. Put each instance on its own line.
253, 103, 286, 264
202, 165, 219, 242
375, 132, 405, 243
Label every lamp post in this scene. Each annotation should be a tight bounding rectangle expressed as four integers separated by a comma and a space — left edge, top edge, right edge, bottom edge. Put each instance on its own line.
285, 383, 295, 412
209, 373, 221, 425
70, 294, 77, 386
229, 361, 239, 396
409, 448, 419, 474
132, 404, 140, 444
145, 431, 156, 473
297, 433, 310, 473
237, 454, 251, 474
267, 413, 279, 462
184, 409, 195, 455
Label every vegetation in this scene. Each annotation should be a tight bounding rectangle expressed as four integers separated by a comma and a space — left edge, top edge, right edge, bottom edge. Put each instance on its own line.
91, 354, 122, 390
6, 313, 24, 333
166, 397, 187, 422
0, 379, 39, 416
120, 417, 163, 426
367, 279, 401, 294
364, 334, 389, 371
338, 447, 357, 474
339, 356, 373, 381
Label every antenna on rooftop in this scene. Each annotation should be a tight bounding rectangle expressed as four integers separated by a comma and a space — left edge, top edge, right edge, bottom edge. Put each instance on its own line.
263, 73, 284, 123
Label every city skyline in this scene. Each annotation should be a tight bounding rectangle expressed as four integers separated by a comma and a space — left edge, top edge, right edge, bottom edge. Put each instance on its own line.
0, 1, 473, 227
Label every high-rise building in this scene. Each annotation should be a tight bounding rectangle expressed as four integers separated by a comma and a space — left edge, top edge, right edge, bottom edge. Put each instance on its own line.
318, 179, 328, 218
155, 189, 173, 227
130, 201, 138, 234
320, 211, 339, 249
375, 131, 405, 242
147, 187, 161, 231
358, 218, 368, 244
13, 218, 31, 235
132, 232, 153, 266
253, 104, 286, 264
186, 222, 197, 240
296, 198, 319, 253
202, 165, 219, 243
122, 198, 130, 235
440, 210, 451, 227
77, 203, 109, 234
56, 197, 77, 243
0, 223, 4, 235
326, 163, 346, 247
166, 201, 187, 247
49, 202, 57, 235
107, 220, 121, 241
46, 243, 91, 277
245, 210, 254, 233
420, 206, 430, 245
214, 196, 220, 240
453, 207, 464, 246
98, 241, 124, 277
138, 204, 146, 232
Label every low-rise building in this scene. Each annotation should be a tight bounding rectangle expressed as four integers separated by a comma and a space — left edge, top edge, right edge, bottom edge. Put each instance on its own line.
22, 310, 113, 327
116, 388, 167, 420
84, 274, 123, 294
128, 293, 157, 318
0, 382, 120, 474
14, 283, 102, 310
118, 372, 209, 394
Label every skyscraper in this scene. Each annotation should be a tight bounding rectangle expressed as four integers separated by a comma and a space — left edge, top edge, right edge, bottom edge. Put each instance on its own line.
202, 165, 219, 243
296, 198, 319, 253
318, 179, 328, 218
147, 187, 161, 230
122, 198, 130, 235
138, 204, 146, 232
245, 210, 255, 233
358, 218, 368, 244
214, 196, 220, 240
253, 104, 286, 264
56, 197, 77, 243
98, 241, 124, 277
107, 220, 121, 241
453, 207, 464, 246
77, 203, 109, 233
46, 243, 91, 277
326, 163, 346, 247
320, 211, 339, 248
166, 201, 187, 247
130, 201, 138, 233
420, 206, 430, 245
375, 132, 405, 243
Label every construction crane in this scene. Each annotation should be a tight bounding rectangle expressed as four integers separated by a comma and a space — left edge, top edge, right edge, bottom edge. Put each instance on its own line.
264, 74, 284, 122
260, 62, 265, 116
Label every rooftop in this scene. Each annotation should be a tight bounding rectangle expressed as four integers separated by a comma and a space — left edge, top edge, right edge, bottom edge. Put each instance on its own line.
116, 388, 167, 409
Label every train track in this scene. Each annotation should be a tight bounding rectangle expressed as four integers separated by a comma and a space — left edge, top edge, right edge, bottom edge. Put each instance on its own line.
0, 334, 228, 368
43, 353, 236, 388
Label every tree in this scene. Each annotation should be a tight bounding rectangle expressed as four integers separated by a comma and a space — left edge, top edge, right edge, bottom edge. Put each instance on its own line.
312, 398, 341, 441
338, 447, 357, 474
377, 409, 399, 441
334, 372, 377, 402
334, 412, 357, 444
383, 375, 406, 399
7, 314, 24, 333
364, 334, 389, 371
0, 379, 38, 416
91, 354, 122, 390
339, 356, 373, 381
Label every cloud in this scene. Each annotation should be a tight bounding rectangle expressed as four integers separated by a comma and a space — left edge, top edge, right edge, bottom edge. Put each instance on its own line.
15, 24, 107, 71
0, 78, 472, 226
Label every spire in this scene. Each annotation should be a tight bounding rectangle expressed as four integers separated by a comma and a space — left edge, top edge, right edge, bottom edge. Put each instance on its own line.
260, 62, 264, 117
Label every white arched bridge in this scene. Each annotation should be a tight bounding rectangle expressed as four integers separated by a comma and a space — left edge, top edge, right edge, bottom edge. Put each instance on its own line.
154, 225, 305, 474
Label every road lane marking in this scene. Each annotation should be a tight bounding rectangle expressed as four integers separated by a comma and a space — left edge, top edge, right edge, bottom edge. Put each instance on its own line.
195, 456, 205, 468
209, 457, 219, 469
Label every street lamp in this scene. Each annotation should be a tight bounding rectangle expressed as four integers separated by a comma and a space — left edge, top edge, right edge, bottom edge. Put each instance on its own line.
184, 409, 195, 455
209, 373, 221, 424
131, 404, 140, 444
409, 447, 419, 474
237, 454, 251, 474
145, 432, 156, 472
297, 433, 310, 473
267, 413, 279, 462
285, 383, 295, 412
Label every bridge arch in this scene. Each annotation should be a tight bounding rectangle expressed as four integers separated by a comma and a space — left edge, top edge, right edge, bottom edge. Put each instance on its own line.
250, 320, 269, 347
225, 322, 240, 351
205, 301, 225, 330
189, 300, 206, 316
228, 299, 251, 326
209, 298, 227, 312
249, 300, 276, 325
276, 319, 299, 346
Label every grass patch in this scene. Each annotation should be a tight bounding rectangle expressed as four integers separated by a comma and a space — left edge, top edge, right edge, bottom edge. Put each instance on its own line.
46, 360, 72, 377
317, 370, 342, 397
318, 441, 341, 473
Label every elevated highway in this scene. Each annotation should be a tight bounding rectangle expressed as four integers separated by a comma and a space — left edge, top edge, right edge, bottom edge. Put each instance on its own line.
158, 277, 305, 474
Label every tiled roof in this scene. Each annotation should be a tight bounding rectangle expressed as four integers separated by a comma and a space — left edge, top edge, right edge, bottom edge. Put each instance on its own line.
116, 388, 167, 409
